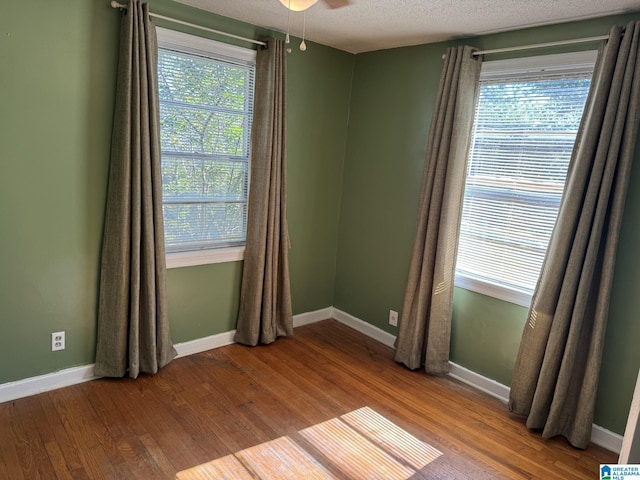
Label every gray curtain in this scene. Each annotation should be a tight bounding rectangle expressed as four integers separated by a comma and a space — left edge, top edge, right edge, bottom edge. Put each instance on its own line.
234, 38, 293, 346
95, 0, 176, 378
509, 22, 640, 449
395, 46, 481, 374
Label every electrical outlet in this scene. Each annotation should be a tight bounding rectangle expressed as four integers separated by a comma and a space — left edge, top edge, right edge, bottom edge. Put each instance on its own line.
52, 331, 65, 351
389, 310, 398, 327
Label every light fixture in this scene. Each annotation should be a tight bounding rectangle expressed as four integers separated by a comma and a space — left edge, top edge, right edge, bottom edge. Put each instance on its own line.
280, 0, 316, 53
278, 0, 318, 11
279, 0, 349, 50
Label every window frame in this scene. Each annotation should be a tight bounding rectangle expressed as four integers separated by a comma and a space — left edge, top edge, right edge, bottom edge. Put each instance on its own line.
156, 27, 257, 268
454, 50, 597, 307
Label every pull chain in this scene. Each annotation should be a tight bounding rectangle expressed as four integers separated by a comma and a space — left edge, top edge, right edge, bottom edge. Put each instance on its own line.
300, 10, 307, 51
285, 0, 292, 53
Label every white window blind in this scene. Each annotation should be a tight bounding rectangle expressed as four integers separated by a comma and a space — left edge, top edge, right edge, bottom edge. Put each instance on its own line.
157, 29, 255, 254
455, 52, 596, 306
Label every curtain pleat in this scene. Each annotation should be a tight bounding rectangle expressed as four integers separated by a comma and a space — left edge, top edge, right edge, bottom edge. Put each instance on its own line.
94, 0, 176, 378
394, 46, 481, 374
234, 38, 293, 346
509, 22, 640, 449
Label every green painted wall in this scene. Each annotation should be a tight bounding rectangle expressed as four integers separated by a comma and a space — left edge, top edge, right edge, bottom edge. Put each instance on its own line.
286, 39, 353, 314
334, 13, 640, 434
0, 0, 353, 384
0, 0, 118, 383
450, 290, 528, 386
334, 43, 445, 326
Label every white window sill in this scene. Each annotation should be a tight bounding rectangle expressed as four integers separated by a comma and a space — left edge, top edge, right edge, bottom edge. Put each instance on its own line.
166, 247, 245, 269
454, 273, 532, 308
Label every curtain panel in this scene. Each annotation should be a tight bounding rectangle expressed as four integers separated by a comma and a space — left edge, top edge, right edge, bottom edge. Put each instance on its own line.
235, 38, 293, 346
95, 0, 176, 378
509, 22, 640, 449
394, 46, 481, 374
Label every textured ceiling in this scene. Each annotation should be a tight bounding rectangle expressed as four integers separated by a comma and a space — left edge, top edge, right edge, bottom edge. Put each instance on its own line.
173, 0, 640, 53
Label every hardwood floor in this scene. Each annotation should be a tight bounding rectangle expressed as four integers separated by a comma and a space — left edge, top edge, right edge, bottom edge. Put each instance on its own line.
0, 319, 616, 479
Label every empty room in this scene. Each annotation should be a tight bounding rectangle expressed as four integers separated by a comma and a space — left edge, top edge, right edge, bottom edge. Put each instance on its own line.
2, 0, 640, 478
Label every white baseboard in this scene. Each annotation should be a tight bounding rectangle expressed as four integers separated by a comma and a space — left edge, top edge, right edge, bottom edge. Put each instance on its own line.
174, 330, 237, 358
449, 363, 623, 452
331, 308, 623, 454
451, 363, 623, 453
591, 425, 623, 454
0, 306, 626, 454
0, 308, 333, 404
448, 362, 622, 452
448, 362, 510, 404
293, 307, 334, 328
0, 327, 240, 402
174, 308, 334, 358
332, 308, 396, 348
0, 364, 97, 404
173, 308, 334, 359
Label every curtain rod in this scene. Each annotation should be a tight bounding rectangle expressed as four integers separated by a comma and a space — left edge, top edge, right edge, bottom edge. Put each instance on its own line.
471, 34, 609, 57
110, 1, 267, 47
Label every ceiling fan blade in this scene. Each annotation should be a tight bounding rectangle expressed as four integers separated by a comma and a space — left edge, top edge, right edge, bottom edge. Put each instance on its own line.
322, 0, 350, 8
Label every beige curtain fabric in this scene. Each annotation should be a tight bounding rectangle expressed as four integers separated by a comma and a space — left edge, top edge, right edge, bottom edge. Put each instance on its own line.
94, 0, 176, 378
509, 22, 640, 449
234, 38, 293, 346
395, 46, 481, 374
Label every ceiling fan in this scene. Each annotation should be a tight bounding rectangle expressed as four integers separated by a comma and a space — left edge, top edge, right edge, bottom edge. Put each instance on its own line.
278, 0, 350, 11
279, 0, 350, 52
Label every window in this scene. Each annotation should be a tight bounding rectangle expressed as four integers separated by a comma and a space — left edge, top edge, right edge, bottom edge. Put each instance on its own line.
156, 28, 256, 267
455, 51, 597, 307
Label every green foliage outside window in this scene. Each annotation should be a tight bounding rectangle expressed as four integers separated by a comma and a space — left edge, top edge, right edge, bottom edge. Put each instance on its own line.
158, 49, 254, 252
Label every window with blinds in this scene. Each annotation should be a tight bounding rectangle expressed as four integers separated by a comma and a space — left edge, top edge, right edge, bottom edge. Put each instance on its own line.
156, 28, 256, 257
455, 51, 596, 306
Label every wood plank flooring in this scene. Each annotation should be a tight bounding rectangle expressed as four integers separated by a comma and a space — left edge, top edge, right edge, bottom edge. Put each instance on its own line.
0, 319, 617, 479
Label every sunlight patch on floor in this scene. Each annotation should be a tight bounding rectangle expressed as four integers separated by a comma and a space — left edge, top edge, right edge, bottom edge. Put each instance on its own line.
176, 406, 442, 479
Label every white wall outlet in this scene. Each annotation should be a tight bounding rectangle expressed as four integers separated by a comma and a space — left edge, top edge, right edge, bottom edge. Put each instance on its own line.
52, 331, 65, 351
389, 310, 398, 327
